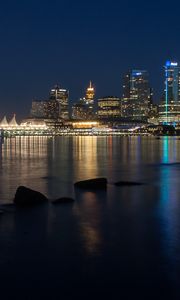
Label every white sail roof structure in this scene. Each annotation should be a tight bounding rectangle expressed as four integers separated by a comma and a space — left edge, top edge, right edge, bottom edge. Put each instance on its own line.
0, 116, 9, 128
9, 114, 19, 127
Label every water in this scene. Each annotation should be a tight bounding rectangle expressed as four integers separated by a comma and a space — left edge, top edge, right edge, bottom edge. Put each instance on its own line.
0, 136, 180, 299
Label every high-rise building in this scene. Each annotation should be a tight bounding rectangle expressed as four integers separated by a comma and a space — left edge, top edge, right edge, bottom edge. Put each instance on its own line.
121, 70, 150, 121
50, 85, 69, 120
45, 100, 59, 119
30, 99, 59, 119
159, 61, 180, 124
86, 81, 95, 102
72, 81, 95, 120
98, 97, 121, 120
31, 100, 47, 118
30, 85, 69, 120
72, 98, 89, 120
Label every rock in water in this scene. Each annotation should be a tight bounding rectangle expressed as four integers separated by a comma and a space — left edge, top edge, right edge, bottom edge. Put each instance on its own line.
114, 181, 144, 186
52, 197, 75, 204
14, 186, 48, 206
74, 178, 107, 189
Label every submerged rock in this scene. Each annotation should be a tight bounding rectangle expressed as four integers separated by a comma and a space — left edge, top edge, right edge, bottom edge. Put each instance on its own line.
52, 197, 75, 204
114, 181, 144, 186
14, 186, 48, 206
74, 178, 107, 189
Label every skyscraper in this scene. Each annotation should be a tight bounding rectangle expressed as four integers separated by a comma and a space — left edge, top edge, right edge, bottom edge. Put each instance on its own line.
159, 61, 180, 124
85, 81, 95, 102
121, 70, 150, 121
50, 85, 69, 120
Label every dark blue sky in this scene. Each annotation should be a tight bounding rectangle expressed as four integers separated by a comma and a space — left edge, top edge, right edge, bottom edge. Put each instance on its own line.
0, 0, 180, 119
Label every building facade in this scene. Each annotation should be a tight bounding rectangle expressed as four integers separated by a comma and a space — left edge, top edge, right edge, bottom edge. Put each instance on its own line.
98, 97, 121, 119
31, 100, 47, 118
50, 85, 69, 120
159, 61, 180, 124
72, 81, 95, 120
121, 70, 150, 121
30, 85, 69, 120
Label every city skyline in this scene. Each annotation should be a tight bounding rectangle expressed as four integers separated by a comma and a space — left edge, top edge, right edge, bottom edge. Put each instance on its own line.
0, 60, 178, 121
1, 0, 180, 118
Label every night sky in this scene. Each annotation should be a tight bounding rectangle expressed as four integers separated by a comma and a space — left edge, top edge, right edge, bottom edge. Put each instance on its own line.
0, 0, 180, 119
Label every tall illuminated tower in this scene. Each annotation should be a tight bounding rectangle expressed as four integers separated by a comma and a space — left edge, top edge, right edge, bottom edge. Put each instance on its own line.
159, 61, 180, 124
84, 81, 95, 119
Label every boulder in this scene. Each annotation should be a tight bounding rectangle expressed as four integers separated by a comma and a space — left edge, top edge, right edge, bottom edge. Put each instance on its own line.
52, 197, 75, 205
14, 186, 48, 206
114, 181, 144, 186
74, 178, 107, 189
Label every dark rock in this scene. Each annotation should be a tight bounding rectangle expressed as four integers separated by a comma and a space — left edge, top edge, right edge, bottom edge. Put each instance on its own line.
0, 204, 15, 213
52, 197, 75, 204
74, 178, 107, 189
115, 181, 144, 186
14, 186, 48, 206
41, 176, 56, 180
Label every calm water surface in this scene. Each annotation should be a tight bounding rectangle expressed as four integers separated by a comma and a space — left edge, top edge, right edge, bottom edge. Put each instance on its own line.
0, 136, 180, 299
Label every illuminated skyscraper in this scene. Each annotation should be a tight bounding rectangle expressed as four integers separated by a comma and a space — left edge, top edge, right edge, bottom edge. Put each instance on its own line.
121, 70, 150, 121
85, 81, 95, 102
50, 85, 69, 120
159, 61, 180, 124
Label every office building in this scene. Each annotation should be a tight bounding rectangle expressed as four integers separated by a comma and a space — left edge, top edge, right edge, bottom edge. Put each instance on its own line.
72, 82, 95, 120
31, 100, 47, 118
50, 85, 69, 120
30, 85, 69, 120
98, 97, 121, 119
121, 70, 150, 121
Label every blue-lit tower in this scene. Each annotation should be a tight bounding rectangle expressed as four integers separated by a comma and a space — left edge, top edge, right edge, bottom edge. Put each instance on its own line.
159, 61, 180, 124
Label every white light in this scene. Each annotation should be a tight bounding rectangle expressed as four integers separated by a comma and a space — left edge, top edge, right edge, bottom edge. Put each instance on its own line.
171, 62, 178, 66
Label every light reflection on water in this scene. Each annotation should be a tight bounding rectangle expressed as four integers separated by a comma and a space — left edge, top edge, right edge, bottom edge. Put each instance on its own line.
1, 136, 180, 295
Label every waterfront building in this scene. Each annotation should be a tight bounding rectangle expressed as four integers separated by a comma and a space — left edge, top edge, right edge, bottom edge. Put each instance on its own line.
159, 61, 180, 124
121, 70, 150, 121
50, 85, 69, 120
0, 116, 8, 128
98, 96, 121, 120
0, 114, 19, 129
9, 114, 18, 127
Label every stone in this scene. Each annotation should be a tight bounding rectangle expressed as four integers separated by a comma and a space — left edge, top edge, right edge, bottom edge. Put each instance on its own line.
14, 186, 48, 206
52, 197, 75, 204
74, 178, 107, 189
114, 181, 144, 186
